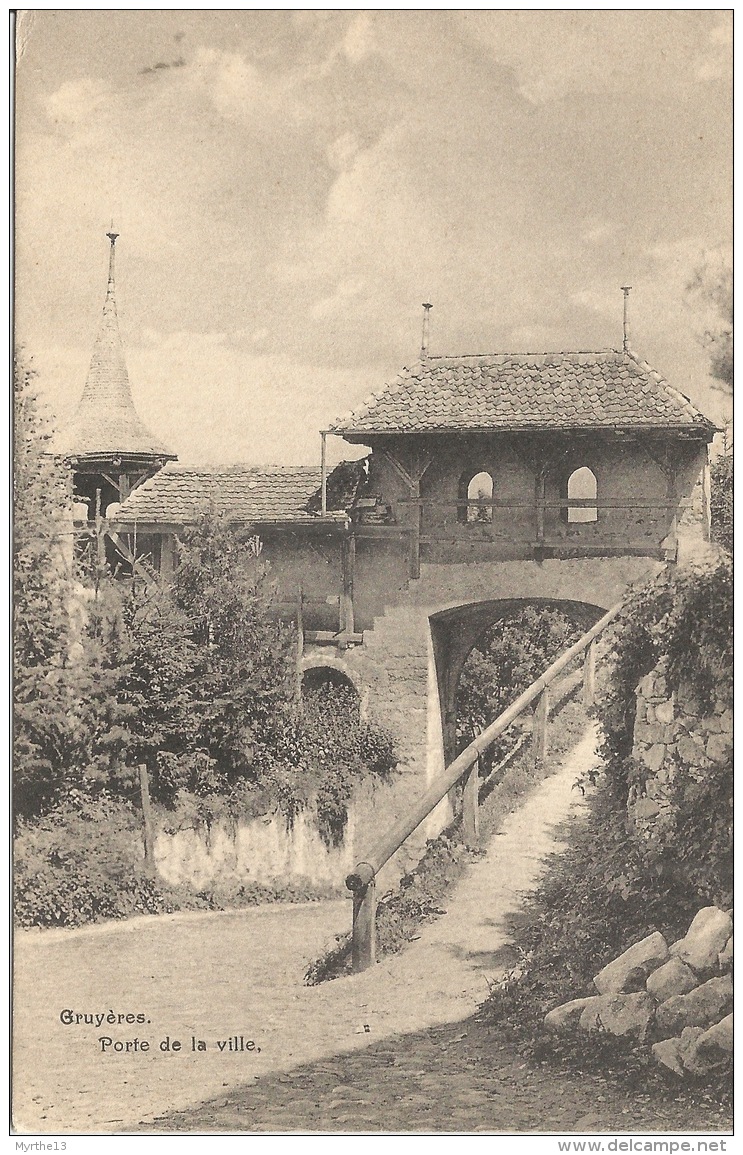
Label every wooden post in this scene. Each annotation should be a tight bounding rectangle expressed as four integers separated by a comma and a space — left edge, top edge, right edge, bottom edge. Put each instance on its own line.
408, 483, 421, 579
702, 454, 712, 543
532, 686, 550, 767
535, 468, 546, 542
296, 585, 304, 703
463, 758, 480, 849
340, 535, 355, 637
583, 639, 597, 708
138, 764, 155, 874
321, 433, 328, 516
352, 879, 376, 972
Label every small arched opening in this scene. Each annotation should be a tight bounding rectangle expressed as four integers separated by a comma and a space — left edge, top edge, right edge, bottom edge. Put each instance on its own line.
301, 665, 362, 720
458, 470, 494, 524
566, 466, 598, 523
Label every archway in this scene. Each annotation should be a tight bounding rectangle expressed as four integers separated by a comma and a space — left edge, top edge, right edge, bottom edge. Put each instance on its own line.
430, 597, 605, 766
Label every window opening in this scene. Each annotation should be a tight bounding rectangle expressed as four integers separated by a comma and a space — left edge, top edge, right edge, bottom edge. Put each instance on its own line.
459, 470, 494, 523
567, 466, 598, 523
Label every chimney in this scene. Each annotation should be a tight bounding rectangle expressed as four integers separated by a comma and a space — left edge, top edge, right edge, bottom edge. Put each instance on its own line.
421, 302, 433, 358
621, 285, 632, 352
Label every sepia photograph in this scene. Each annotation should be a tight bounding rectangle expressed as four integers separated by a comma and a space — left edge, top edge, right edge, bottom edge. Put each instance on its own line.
12, 9, 732, 1140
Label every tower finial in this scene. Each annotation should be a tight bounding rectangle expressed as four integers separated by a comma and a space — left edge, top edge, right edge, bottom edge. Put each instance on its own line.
621, 285, 632, 352
105, 227, 119, 300
421, 302, 433, 358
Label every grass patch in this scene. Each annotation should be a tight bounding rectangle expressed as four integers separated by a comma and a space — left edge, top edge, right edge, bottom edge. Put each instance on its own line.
305, 691, 588, 984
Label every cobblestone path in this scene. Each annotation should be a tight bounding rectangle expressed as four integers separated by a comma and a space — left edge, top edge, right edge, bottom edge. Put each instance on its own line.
16, 724, 724, 1135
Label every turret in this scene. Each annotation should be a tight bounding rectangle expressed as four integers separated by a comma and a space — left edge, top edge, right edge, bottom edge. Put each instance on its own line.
55, 230, 176, 517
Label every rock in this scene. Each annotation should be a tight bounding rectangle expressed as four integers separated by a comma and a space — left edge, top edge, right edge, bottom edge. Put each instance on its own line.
593, 931, 669, 995
677, 1026, 708, 1073
706, 733, 732, 763
654, 698, 675, 725
673, 907, 733, 973
655, 975, 733, 1037
579, 992, 655, 1040
642, 744, 666, 772
652, 1037, 684, 1076
646, 957, 698, 1001
696, 1013, 733, 1057
676, 734, 708, 765
718, 935, 733, 972
718, 709, 733, 733
544, 996, 602, 1031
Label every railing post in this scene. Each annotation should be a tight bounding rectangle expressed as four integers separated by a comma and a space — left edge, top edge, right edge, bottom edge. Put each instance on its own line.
583, 638, 597, 708
532, 686, 550, 767
463, 757, 480, 849
352, 880, 376, 972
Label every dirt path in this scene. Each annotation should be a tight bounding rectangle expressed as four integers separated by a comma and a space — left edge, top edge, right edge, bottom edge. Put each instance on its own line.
16, 723, 719, 1135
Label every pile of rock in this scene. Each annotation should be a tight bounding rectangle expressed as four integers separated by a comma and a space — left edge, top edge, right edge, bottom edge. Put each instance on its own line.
544, 906, 732, 1076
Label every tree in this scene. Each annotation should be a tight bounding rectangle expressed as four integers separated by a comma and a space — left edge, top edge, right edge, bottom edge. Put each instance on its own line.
687, 255, 732, 393
710, 453, 732, 553
455, 605, 583, 763
13, 356, 80, 817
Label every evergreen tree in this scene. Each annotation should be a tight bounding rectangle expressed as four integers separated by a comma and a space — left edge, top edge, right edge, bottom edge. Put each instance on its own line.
13, 356, 78, 817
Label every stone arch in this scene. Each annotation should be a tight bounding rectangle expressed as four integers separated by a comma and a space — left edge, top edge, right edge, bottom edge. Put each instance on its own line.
299, 655, 368, 719
429, 596, 605, 765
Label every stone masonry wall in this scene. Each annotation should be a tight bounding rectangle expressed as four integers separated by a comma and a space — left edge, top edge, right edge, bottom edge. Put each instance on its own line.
628, 655, 733, 844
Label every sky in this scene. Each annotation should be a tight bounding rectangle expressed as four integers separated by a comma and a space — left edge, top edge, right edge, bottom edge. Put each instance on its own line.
15, 10, 732, 468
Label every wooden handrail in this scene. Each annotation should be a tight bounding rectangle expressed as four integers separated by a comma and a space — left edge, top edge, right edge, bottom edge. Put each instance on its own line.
345, 599, 623, 966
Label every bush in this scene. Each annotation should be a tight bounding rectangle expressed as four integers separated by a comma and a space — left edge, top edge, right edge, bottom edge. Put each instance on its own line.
13, 795, 172, 928
709, 452, 732, 553
479, 782, 725, 1087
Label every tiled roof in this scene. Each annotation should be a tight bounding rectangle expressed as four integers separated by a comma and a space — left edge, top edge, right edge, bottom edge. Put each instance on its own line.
54, 241, 174, 460
115, 464, 347, 525
329, 349, 716, 437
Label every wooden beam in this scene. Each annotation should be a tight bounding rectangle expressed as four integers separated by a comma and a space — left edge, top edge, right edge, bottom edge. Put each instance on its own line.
340, 534, 355, 635
321, 433, 328, 516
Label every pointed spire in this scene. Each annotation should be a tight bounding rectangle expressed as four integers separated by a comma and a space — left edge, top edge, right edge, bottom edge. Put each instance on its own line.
55, 230, 175, 461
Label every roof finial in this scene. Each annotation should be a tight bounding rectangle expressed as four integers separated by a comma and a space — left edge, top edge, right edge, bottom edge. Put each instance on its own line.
421, 302, 433, 359
106, 225, 119, 298
621, 285, 632, 353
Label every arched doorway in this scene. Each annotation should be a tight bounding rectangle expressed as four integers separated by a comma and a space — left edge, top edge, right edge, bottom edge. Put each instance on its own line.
430, 598, 605, 766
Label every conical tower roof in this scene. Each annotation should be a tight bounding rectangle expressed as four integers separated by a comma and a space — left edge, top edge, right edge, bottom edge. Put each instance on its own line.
55, 232, 175, 461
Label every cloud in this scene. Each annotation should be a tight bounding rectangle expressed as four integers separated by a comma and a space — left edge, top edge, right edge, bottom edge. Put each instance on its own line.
694, 17, 733, 82
310, 277, 365, 321
43, 78, 109, 125
342, 14, 376, 63
456, 11, 731, 105
326, 132, 359, 173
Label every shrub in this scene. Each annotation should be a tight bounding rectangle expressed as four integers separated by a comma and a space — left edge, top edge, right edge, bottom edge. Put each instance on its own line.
13, 795, 172, 928
709, 452, 732, 553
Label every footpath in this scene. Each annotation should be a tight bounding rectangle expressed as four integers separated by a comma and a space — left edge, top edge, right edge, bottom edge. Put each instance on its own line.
13, 725, 729, 1134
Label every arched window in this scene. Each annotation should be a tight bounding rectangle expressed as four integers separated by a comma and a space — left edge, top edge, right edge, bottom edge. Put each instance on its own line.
458, 470, 494, 523
567, 467, 598, 523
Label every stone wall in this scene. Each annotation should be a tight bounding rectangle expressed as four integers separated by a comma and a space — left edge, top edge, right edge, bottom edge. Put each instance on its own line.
629, 655, 733, 843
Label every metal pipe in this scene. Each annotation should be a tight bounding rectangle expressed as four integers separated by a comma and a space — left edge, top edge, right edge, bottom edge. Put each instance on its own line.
421, 302, 433, 358
621, 285, 632, 352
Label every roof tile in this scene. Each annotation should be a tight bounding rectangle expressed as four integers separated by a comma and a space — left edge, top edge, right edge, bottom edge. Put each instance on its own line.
329, 349, 716, 436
